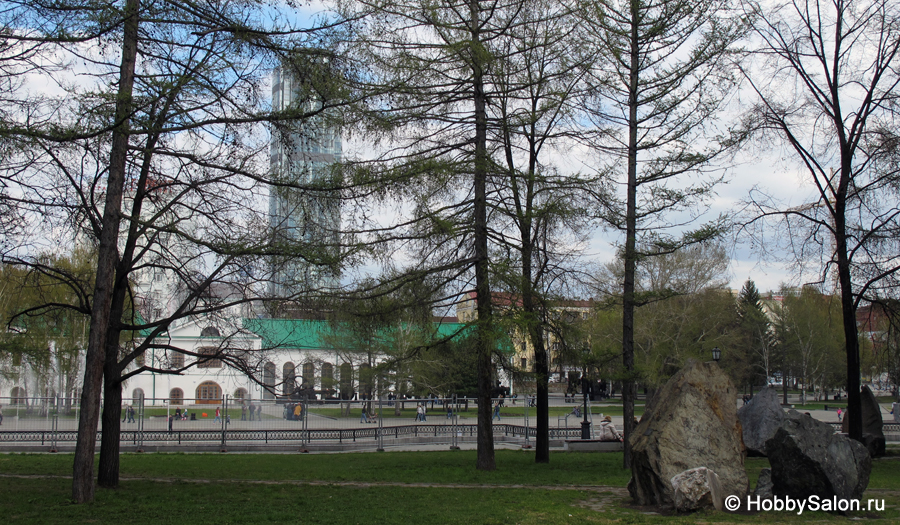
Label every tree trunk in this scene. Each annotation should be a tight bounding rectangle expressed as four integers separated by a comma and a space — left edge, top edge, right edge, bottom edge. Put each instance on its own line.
836, 203, 862, 441
71, 0, 139, 503
621, 1, 640, 470
97, 368, 122, 488
471, 0, 495, 472
532, 323, 549, 463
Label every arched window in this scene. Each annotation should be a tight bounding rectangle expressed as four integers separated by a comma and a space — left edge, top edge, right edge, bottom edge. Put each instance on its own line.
282, 362, 296, 396
359, 363, 372, 399
169, 388, 184, 405
233, 388, 247, 400
200, 326, 221, 337
169, 350, 185, 369
321, 362, 334, 393
196, 381, 221, 404
263, 362, 276, 400
339, 362, 353, 400
10, 386, 26, 405
132, 388, 145, 404
197, 346, 222, 368
302, 362, 315, 388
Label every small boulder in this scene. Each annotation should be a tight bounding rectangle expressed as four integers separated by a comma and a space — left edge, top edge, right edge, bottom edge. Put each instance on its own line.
767, 410, 871, 500
671, 467, 724, 512
753, 468, 773, 499
628, 360, 748, 507
841, 386, 885, 457
737, 386, 785, 456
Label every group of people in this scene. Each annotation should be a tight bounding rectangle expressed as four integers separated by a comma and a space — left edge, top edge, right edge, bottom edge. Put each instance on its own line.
415, 403, 427, 422
241, 402, 263, 421
283, 403, 304, 421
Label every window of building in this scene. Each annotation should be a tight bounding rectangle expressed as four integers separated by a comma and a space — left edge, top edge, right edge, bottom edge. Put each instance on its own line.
358, 363, 372, 398
283, 362, 296, 396
339, 363, 353, 400
263, 362, 276, 400
521, 357, 527, 370
321, 362, 334, 391
169, 388, 183, 405
197, 346, 222, 368
10, 387, 26, 405
132, 388, 145, 404
196, 381, 221, 404
233, 388, 247, 401
169, 350, 185, 369
302, 362, 315, 388
200, 326, 221, 337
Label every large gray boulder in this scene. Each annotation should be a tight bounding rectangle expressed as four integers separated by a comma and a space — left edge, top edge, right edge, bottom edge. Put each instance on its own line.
628, 360, 748, 507
767, 410, 871, 500
737, 386, 784, 456
841, 386, 885, 457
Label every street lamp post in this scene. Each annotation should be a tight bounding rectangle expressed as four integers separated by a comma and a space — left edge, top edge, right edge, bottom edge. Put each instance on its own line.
581, 374, 591, 439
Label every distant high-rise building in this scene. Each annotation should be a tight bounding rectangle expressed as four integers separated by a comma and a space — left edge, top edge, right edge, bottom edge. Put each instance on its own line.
268, 65, 342, 298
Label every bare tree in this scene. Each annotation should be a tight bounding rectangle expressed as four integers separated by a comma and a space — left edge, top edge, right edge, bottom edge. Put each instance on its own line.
741, 0, 900, 441
0, 0, 353, 501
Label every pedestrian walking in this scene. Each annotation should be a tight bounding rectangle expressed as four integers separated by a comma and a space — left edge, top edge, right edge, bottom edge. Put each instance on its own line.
416, 403, 426, 422
214, 406, 221, 423
492, 400, 501, 421
241, 403, 247, 421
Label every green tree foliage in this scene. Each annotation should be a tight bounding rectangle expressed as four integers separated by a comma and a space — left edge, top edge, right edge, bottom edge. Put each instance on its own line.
488, 0, 596, 463
737, 279, 775, 389
0, 250, 94, 408
336, 0, 578, 471
774, 287, 845, 404
590, 242, 741, 389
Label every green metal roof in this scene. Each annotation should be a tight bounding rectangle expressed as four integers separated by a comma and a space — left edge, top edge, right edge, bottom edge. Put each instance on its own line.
242, 318, 470, 350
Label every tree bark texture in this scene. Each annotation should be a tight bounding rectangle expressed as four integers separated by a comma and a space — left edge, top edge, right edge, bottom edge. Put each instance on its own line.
471, 0, 495, 472
71, 0, 139, 503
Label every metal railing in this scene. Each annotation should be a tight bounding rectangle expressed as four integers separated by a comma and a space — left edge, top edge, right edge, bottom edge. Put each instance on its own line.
5, 395, 892, 451
0, 395, 587, 450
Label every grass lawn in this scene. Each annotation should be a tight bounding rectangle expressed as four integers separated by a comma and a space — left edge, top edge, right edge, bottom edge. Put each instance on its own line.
2, 451, 899, 524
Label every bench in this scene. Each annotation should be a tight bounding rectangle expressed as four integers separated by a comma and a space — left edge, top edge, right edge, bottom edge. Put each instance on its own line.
564, 440, 624, 452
